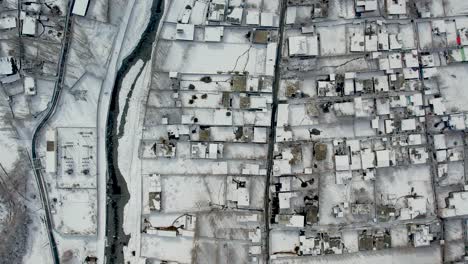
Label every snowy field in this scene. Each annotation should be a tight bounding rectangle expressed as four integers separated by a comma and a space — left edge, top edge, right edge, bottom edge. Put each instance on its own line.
141, 234, 194, 263
161, 175, 226, 212
54, 189, 97, 235
155, 41, 267, 75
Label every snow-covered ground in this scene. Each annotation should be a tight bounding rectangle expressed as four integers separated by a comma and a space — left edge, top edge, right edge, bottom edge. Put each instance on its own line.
94, 0, 155, 261
271, 244, 442, 264
438, 65, 468, 112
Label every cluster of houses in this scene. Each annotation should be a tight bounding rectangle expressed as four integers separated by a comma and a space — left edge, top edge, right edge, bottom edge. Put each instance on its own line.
270, 0, 468, 261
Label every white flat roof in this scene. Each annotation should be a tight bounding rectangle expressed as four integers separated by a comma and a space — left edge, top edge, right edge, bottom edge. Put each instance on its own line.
376, 150, 390, 167
56, 189, 97, 235
204, 26, 223, 42
22, 16, 36, 36
401, 118, 417, 131
266, 43, 277, 76
386, 0, 407, 15
288, 35, 318, 56
176, 23, 195, 41
246, 10, 260, 25
260, 12, 274, 27
0, 17, 17, 30
72, 0, 90, 16
335, 155, 350, 171
24, 76, 36, 95
0, 57, 13, 75
277, 104, 289, 127
286, 6, 297, 25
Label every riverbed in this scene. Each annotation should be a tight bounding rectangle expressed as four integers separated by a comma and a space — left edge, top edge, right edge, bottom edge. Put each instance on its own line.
104, 0, 164, 263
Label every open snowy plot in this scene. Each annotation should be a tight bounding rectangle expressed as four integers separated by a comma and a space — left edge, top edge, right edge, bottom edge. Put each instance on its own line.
327, 0, 355, 19
244, 0, 262, 11
0, 130, 18, 170
261, 0, 280, 13
193, 239, 250, 264
54, 236, 98, 264
437, 65, 468, 112
287, 104, 318, 126
271, 244, 442, 264
375, 165, 435, 215
429, 0, 445, 17
270, 229, 300, 254
417, 22, 433, 50
0, 100, 19, 171
390, 225, 409, 248
442, 219, 465, 262
445, 219, 464, 241
353, 119, 377, 137
65, 17, 117, 86
317, 25, 347, 56
161, 175, 226, 212
196, 211, 262, 240
23, 38, 61, 67
444, 240, 465, 262
141, 234, 194, 263
319, 171, 375, 225
22, 211, 53, 264
438, 161, 465, 186
28, 78, 55, 116
222, 143, 268, 159
288, 118, 357, 141
341, 230, 359, 253
156, 40, 267, 75
54, 188, 97, 235
444, 0, 468, 16
318, 171, 347, 225
51, 73, 101, 127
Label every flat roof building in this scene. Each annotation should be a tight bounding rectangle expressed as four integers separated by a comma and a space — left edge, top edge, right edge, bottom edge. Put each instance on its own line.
21, 15, 36, 36
0, 57, 14, 76
176, 23, 195, 41
288, 35, 319, 57
72, 0, 90, 16
266, 43, 277, 76
204, 26, 224, 42
46, 129, 57, 174
24, 76, 36, 95
246, 10, 260, 25
0, 16, 17, 30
